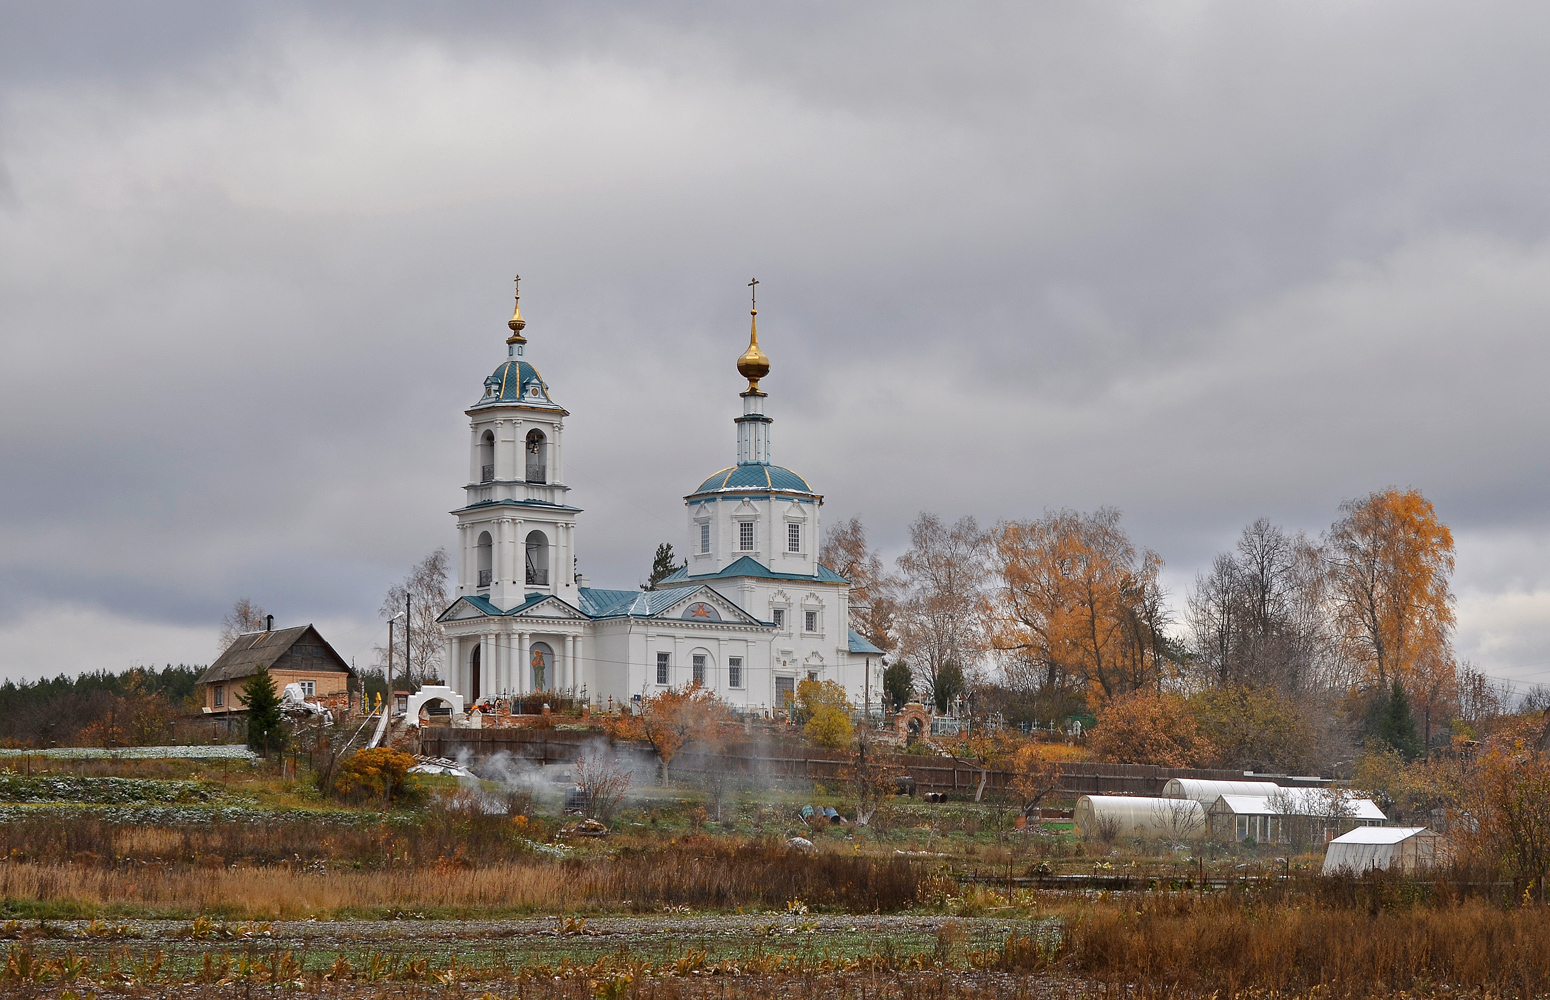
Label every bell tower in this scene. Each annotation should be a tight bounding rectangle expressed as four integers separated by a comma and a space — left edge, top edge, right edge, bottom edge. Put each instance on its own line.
453, 278, 581, 608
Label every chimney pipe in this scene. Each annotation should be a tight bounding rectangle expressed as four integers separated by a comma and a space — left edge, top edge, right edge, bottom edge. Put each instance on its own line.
265, 614, 274, 632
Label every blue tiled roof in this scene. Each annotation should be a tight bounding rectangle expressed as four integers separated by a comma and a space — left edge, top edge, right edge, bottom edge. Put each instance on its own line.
690, 464, 815, 496
659, 557, 849, 586
577, 587, 643, 618
473, 360, 559, 408
848, 629, 885, 655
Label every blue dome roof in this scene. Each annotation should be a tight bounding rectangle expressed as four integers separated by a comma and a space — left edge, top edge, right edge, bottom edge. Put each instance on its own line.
475, 360, 556, 408
692, 464, 815, 496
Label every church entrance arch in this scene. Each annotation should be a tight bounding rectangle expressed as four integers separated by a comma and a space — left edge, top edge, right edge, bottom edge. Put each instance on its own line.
469, 644, 482, 703
530, 641, 553, 692
404, 685, 465, 727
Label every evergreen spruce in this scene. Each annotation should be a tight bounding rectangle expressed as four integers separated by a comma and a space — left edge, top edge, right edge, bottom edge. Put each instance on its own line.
1375, 677, 1423, 760
241, 668, 288, 757
642, 543, 685, 591
882, 660, 914, 712
933, 661, 966, 715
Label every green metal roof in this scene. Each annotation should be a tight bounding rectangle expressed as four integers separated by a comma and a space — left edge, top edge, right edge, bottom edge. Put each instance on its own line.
659, 556, 849, 586
690, 464, 815, 496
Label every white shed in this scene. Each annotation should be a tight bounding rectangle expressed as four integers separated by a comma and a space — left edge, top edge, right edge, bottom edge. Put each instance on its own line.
1162, 778, 1281, 809
1074, 795, 1207, 841
1322, 827, 1443, 875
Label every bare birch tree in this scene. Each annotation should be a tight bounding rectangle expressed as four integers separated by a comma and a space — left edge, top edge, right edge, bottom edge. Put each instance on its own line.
893, 514, 988, 711
377, 548, 451, 685
218, 597, 268, 651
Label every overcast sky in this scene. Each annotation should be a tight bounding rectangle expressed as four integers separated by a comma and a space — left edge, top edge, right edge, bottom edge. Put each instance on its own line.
2, 2, 1548, 690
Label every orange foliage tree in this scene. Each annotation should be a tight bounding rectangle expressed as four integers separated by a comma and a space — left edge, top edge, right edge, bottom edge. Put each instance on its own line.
1088, 691, 1216, 767
1009, 742, 1066, 818
1327, 488, 1457, 706
636, 683, 731, 786
820, 516, 897, 654
992, 507, 1175, 707
1460, 717, 1550, 902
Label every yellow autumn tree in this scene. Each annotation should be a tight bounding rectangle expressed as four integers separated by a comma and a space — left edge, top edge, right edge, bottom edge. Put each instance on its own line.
1327, 488, 1457, 708
992, 507, 1175, 707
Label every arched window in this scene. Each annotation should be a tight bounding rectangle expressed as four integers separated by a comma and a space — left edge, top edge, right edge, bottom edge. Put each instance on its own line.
525, 429, 547, 483
530, 641, 553, 691
479, 431, 495, 483
476, 531, 493, 589
525, 530, 549, 586
469, 643, 482, 702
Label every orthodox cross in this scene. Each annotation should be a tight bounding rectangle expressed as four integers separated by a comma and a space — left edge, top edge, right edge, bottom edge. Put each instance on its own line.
513, 274, 521, 298
748, 276, 758, 310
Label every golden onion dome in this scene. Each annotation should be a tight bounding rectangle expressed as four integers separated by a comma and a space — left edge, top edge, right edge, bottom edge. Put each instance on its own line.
737, 308, 770, 392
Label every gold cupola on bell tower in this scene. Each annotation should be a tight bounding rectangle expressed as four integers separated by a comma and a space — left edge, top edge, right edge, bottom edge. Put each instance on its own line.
736, 277, 770, 394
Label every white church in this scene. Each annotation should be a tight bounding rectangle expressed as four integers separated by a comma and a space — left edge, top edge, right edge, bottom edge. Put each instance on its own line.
436, 282, 884, 714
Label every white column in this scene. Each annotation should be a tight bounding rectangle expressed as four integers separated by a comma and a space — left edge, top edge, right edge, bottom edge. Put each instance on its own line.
576, 633, 587, 699
517, 633, 530, 696
564, 634, 575, 692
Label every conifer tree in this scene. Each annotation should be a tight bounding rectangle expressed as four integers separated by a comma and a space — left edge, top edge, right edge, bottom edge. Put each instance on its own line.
241, 668, 287, 757
642, 543, 685, 591
1374, 677, 1423, 761
882, 660, 914, 712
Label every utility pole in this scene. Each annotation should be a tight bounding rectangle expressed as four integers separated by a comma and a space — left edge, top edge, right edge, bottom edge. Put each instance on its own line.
387, 617, 394, 716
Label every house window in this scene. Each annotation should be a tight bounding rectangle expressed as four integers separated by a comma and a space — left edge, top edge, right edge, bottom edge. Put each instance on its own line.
805, 610, 819, 633
739, 521, 755, 551
700, 522, 711, 553
213, 685, 224, 708
656, 652, 670, 685
728, 656, 743, 688
299, 680, 316, 698
788, 523, 801, 552
692, 654, 706, 685
772, 608, 785, 630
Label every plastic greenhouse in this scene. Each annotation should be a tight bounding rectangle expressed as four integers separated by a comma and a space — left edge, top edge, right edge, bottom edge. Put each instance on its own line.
1074, 794, 1207, 841
1322, 827, 1443, 874
1162, 777, 1282, 809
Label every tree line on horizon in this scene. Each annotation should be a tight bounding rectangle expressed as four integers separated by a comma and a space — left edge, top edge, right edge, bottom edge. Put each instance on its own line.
818, 487, 1548, 777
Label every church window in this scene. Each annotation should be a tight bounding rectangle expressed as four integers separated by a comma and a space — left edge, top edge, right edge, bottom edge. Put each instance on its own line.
525, 530, 549, 586
804, 610, 819, 633
656, 652, 670, 685
477, 531, 493, 589
739, 521, 755, 551
771, 608, 785, 630
787, 522, 801, 552
479, 431, 495, 483
525, 429, 547, 483
700, 522, 710, 553
728, 656, 743, 688
692, 654, 706, 685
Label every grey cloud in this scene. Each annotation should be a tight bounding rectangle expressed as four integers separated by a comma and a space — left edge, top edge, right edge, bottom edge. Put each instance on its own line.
1, 3, 1548, 684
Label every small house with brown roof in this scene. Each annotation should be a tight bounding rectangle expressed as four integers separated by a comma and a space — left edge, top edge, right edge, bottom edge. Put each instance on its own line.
199, 625, 357, 717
